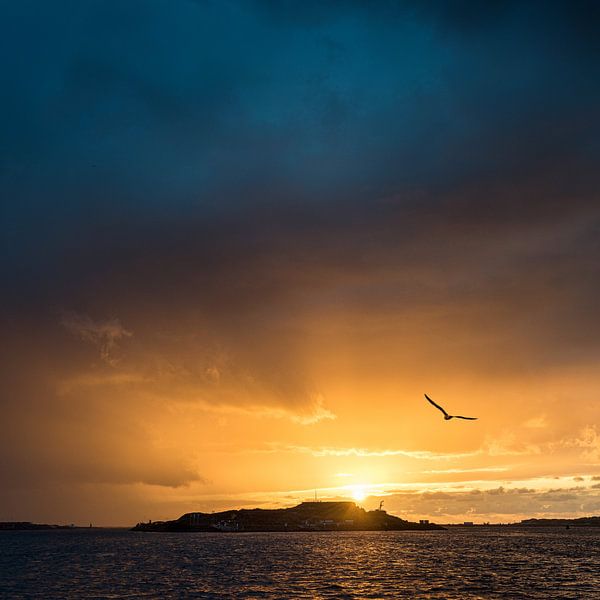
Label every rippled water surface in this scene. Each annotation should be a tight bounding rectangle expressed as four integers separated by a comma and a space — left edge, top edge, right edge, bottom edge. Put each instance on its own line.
1, 528, 599, 598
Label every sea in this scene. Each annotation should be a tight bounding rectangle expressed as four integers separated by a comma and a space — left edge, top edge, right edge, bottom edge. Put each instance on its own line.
1, 528, 599, 599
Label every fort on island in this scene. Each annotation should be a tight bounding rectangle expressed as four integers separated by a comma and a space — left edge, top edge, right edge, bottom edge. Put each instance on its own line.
132, 501, 445, 532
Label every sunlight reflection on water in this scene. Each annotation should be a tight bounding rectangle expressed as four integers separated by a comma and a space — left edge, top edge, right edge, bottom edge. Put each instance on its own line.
1, 528, 599, 598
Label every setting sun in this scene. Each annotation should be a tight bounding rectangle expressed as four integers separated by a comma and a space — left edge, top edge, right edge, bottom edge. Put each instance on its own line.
350, 485, 368, 502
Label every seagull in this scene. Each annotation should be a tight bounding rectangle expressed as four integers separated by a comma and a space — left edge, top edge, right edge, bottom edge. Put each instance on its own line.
424, 394, 478, 421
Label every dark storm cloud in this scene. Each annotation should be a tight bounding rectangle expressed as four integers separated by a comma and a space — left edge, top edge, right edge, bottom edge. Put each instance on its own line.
1, 1, 600, 496
3, 0, 599, 215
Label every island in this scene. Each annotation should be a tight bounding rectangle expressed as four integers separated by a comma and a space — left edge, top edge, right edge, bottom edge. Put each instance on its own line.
0, 522, 82, 530
517, 516, 600, 527
132, 501, 444, 532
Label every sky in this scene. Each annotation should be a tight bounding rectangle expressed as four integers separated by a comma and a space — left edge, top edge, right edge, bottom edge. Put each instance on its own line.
1, 0, 600, 526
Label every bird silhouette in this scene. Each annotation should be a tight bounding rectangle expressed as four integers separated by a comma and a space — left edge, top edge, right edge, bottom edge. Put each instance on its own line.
424, 394, 477, 420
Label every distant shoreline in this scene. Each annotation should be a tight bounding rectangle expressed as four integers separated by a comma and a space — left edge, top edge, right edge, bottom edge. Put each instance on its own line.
0, 522, 87, 531
4, 514, 599, 532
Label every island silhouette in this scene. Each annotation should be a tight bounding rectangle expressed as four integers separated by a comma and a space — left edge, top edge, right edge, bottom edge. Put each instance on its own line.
132, 501, 445, 532
4, 512, 599, 532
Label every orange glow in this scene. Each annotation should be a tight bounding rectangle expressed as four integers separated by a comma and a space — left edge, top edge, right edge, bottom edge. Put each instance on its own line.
349, 485, 368, 502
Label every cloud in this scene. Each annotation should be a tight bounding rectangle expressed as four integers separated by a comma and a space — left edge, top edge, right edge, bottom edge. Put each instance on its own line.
280, 445, 479, 460
62, 313, 132, 366
524, 415, 547, 429
57, 371, 148, 394
422, 467, 509, 475
380, 485, 600, 522
53, 330, 334, 425
1, 0, 600, 524
190, 394, 335, 425
551, 426, 600, 461
0, 400, 205, 490
287, 395, 336, 424
280, 436, 553, 462
483, 434, 542, 457
204, 365, 221, 383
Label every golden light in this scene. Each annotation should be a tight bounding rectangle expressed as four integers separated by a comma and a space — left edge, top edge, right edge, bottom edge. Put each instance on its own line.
350, 484, 367, 502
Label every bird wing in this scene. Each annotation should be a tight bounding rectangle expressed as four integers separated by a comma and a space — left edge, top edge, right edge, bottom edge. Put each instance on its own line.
454, 415, 478, 420
424, 394, 449, 417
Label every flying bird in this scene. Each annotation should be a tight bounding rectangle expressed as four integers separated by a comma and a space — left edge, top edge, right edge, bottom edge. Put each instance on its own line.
424, 394, 477, 421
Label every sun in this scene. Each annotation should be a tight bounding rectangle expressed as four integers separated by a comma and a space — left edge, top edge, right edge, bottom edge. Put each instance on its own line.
350, 484, 367, 502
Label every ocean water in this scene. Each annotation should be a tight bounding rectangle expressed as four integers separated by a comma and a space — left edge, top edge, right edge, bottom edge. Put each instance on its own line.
1, 528, 599, 599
